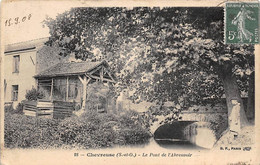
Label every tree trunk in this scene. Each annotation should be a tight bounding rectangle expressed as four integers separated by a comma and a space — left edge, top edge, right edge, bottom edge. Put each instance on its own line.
219, 64, 248, 130
246, 71, 255, 121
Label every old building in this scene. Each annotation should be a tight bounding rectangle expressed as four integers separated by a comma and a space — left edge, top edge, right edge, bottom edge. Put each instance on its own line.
4, 38, 117, 118
3, 38, 67, 108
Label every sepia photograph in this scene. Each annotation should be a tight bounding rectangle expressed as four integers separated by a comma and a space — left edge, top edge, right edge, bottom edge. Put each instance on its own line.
1, 1, 259, 164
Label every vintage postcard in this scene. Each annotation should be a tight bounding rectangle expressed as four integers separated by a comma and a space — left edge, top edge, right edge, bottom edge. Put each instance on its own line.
0, 0, 259, 164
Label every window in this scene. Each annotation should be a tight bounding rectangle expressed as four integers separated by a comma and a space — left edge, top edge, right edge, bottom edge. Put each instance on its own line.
13, 55, 20, 73
12, 85, 18, 101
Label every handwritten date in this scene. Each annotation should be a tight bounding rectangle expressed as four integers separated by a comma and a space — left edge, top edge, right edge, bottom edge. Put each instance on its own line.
5, 14, 32, 27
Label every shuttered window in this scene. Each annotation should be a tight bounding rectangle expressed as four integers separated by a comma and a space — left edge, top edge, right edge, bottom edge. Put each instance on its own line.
13, 55, 20, 73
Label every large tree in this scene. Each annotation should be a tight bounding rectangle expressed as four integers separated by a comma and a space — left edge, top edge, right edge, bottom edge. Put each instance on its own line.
44, 7, 254, 128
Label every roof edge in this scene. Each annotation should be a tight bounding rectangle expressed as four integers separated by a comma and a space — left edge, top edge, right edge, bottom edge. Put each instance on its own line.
34, 60, 108, 78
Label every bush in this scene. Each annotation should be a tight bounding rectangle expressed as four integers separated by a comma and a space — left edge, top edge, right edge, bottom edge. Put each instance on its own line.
15, 102, 24, 114
4, 112, 61, 149
210, 114, 228, 140
4, 102, 24, 115
4, 105, 14, 113
4, 110, 151, 149
25, 88, 45, 101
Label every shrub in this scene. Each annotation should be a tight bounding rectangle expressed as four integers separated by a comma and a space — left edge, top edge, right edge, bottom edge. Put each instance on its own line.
25, 88, 45, 101
4, 113, 56, 148
4, 102, 23, 115
209, 114, 228, 140
4, 105, 14, 113
119, 127, 151, 145
15, 102, 24, 114
4, 109, 151, 149
118, 111, 151, 145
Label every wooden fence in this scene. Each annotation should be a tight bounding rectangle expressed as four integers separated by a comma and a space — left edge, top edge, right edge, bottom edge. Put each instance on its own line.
23, 100, 74, 119
53, 100, 74, 119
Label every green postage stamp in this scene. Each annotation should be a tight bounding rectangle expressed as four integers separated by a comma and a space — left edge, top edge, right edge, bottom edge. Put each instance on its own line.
225, 2, 259, 44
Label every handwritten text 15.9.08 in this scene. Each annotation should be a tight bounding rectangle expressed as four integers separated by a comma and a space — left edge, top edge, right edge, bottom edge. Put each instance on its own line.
5, 14, 32, 27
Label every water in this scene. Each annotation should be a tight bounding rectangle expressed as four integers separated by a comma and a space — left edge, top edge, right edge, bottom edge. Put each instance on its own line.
155, 139, 207, 150
115, 122, 216, 150
153, 122, 216, 150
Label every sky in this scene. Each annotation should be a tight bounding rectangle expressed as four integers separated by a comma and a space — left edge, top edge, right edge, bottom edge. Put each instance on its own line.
2, 1, 78, 45
1, 0, 153, 45
1, 0, 229, 45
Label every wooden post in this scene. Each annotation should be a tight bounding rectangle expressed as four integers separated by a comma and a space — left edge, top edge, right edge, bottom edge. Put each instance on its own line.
66, 77, 69, 101
82, 77, 87, 110
78, 75, 91, 110
100, 67, 104, 82
50, 78, 54, 101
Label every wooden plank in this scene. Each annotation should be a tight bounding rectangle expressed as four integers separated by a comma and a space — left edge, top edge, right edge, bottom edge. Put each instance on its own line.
54, 106, 73, 109
38, 99, 53, 102
89, 75, 114, 83
24, 105, 37, 108
24, 100, 37, 106
38, 111, 53, 114
54, 110, 73, 113
66, 77, 69, 101
38, 112, 53, 115
24, 105, 37, 111
38, 107, 53, 109
38, 113, 53, 116
24, 110, 37, 116
54, 109, 73, 113
53, 107, 73, 110
24, 102, 37, 106
100, 66, 104, 82
53, 106, 74, 110
55, 111, 72, 114
23, 109, 36, 113
37, 104, 53, 108
24, 108, 37, 112
54, 113, 72, 116
24, 113, 37, 117
54, 111, 72, 114
50, 78, 53, 100
53, 111, 72, 113
103, 67, 116, 82
37, 109, 53, 112
37, 102, 53, 105
89, 65, 102, 75
24, 107, 37, 111
37, 105, 53, 108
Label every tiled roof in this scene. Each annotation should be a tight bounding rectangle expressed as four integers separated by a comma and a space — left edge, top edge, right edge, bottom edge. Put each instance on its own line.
5, 37, 48, 53
34, 61, 107, 78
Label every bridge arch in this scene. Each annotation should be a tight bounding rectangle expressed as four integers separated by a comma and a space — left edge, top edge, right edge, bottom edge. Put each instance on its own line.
154, 121, 196, 140
151, 120, 217, 149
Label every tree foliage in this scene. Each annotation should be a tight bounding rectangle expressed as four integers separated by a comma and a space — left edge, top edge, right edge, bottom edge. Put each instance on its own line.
44, 7, 254, 122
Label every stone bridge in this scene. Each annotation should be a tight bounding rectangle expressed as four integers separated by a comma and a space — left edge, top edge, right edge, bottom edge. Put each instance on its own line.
148, 111, 227, 149
149, 111, 227, 134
